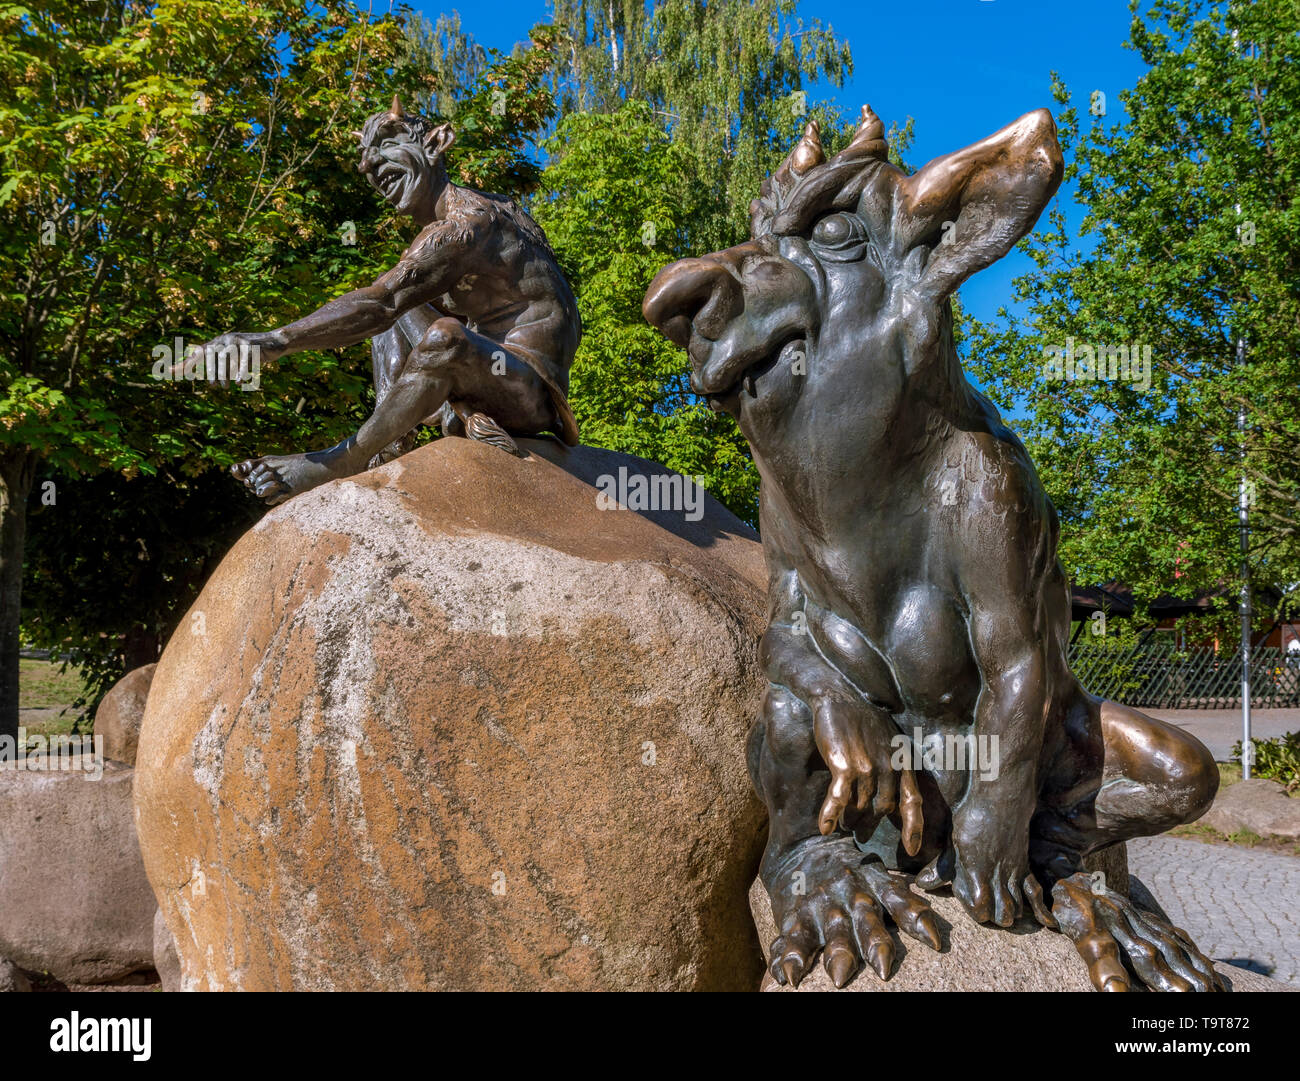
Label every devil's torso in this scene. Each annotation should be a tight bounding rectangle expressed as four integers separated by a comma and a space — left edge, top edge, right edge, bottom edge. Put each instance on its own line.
403, 188, 581, 385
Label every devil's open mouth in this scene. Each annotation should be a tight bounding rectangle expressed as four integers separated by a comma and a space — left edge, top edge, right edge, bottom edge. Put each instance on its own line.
375, 160, 410, 202
697, 335, 806, 405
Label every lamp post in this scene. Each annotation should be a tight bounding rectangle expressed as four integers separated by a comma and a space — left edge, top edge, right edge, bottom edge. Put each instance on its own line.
1237, 330, 1252, 778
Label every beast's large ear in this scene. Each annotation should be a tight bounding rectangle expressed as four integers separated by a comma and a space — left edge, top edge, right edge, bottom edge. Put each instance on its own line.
423, 123, 456, 157
895, 109, 1063, 302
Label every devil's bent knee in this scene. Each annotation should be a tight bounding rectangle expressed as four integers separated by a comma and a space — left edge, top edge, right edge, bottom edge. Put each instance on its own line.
412, 317, 470, 369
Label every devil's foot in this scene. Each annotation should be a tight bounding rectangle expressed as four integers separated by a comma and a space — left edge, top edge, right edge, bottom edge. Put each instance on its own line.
1051, 873, 1224, 992
233, 444, 359, 506
464, 412, 524, 458
765, 838, 941, 989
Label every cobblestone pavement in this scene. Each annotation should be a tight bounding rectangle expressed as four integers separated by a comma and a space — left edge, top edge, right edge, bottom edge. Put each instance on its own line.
1128, 835, 1300, 985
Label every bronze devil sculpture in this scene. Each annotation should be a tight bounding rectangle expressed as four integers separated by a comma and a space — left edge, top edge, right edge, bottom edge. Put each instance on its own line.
644, 105, 1223, 992
201, 96, 580, 504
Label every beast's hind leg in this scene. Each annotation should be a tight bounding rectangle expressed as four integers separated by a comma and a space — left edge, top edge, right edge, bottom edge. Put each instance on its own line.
750, 680, 941, 989
750, 570, 941, 989
1032, 695, 1223, 991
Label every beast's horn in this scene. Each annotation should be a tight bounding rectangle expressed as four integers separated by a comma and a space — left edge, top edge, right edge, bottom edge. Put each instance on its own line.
845, 104, 888, 159
789, 120, 825, 176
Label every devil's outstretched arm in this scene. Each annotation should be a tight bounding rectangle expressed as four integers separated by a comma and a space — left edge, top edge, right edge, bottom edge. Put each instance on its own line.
257, 222, 476, 358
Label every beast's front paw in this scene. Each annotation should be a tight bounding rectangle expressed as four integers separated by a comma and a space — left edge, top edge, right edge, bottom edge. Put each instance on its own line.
765, 838, 941, 989
1052, 873, 1224, 992
809, 693, 923, 853
951, 811, 1054, 929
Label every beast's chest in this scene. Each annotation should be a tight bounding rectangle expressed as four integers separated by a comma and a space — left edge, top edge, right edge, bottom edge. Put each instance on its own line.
796, 535, 980, 723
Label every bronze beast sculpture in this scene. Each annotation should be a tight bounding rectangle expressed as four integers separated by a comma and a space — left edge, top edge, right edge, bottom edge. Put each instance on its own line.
644, 105, 1222, 992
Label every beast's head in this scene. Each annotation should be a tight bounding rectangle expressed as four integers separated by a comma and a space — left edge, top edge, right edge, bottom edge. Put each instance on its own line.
643, 105, 1062, 464
357, 95, 456, 224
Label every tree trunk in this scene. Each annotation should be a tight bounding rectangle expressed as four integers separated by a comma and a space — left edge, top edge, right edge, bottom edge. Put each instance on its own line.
123, 623, 162, 672
0, 447, 36, 751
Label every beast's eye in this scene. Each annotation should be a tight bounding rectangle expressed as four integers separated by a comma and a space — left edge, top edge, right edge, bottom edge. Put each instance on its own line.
809, 213, 868, 261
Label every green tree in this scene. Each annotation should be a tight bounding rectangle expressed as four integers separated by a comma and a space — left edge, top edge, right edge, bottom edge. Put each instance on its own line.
0, 0, 419, 737
526, 1, 858, 523
402, 10, 487, 119
534, 102, 759, 517
963, 0, 1299, 634
402, 18, 560, 195
546, 0, 853, 251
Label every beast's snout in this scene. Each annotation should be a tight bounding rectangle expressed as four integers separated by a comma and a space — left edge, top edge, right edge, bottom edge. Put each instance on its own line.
642, 242, 764, 350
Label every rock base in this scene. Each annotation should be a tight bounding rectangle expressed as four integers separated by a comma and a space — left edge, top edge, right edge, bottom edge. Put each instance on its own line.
136, 438, 770, 991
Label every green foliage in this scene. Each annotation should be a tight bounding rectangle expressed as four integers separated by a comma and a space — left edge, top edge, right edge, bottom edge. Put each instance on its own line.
961, 0, 1300, 636
526, 1, 859, 522
403, 18, 560, 195
545, 0, 853, 252
1234, 730, 1300, 793
533, 103, 760, 521
24, 469, 261, 714
1, 1, 414, 473
1068, 616, 1148, 702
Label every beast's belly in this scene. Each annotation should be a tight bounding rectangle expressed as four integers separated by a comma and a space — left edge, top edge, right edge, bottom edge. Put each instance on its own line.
806, 581, 979, 724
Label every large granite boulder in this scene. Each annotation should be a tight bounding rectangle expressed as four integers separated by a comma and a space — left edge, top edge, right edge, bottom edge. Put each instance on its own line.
94, 663, 156, 766
135, 438, 769, 991
152, 907, 180, 993
0, 761, 157, 983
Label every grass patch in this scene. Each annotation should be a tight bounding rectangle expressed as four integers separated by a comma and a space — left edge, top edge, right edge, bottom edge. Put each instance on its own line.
18, 658, 94, 738
1217, 761, 1243, 789
19, 658, 90, 707
1170, 820, 1300, 857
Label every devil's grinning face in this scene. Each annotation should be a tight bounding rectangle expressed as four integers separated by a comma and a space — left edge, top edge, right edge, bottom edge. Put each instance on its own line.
357, 111, 444, 219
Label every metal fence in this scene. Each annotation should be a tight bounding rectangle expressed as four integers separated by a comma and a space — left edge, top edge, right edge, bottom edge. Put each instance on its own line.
1068, 642, 1300, 709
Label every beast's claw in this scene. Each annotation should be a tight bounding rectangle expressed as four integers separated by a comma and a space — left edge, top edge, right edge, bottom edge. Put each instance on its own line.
824, 943, 857, 988
1051, 873, 1223, 992
765, 840, 941, 989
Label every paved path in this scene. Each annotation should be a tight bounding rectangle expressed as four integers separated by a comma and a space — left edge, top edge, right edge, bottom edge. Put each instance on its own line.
1128, 835, 1300, 985
1145, 708, 1298, 761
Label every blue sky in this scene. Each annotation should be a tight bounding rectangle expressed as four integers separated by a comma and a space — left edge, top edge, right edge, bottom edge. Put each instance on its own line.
412, 0, 1152, 325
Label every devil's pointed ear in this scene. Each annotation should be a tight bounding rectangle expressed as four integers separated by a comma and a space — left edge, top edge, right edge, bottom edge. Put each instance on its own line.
423, 122, 456, 157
